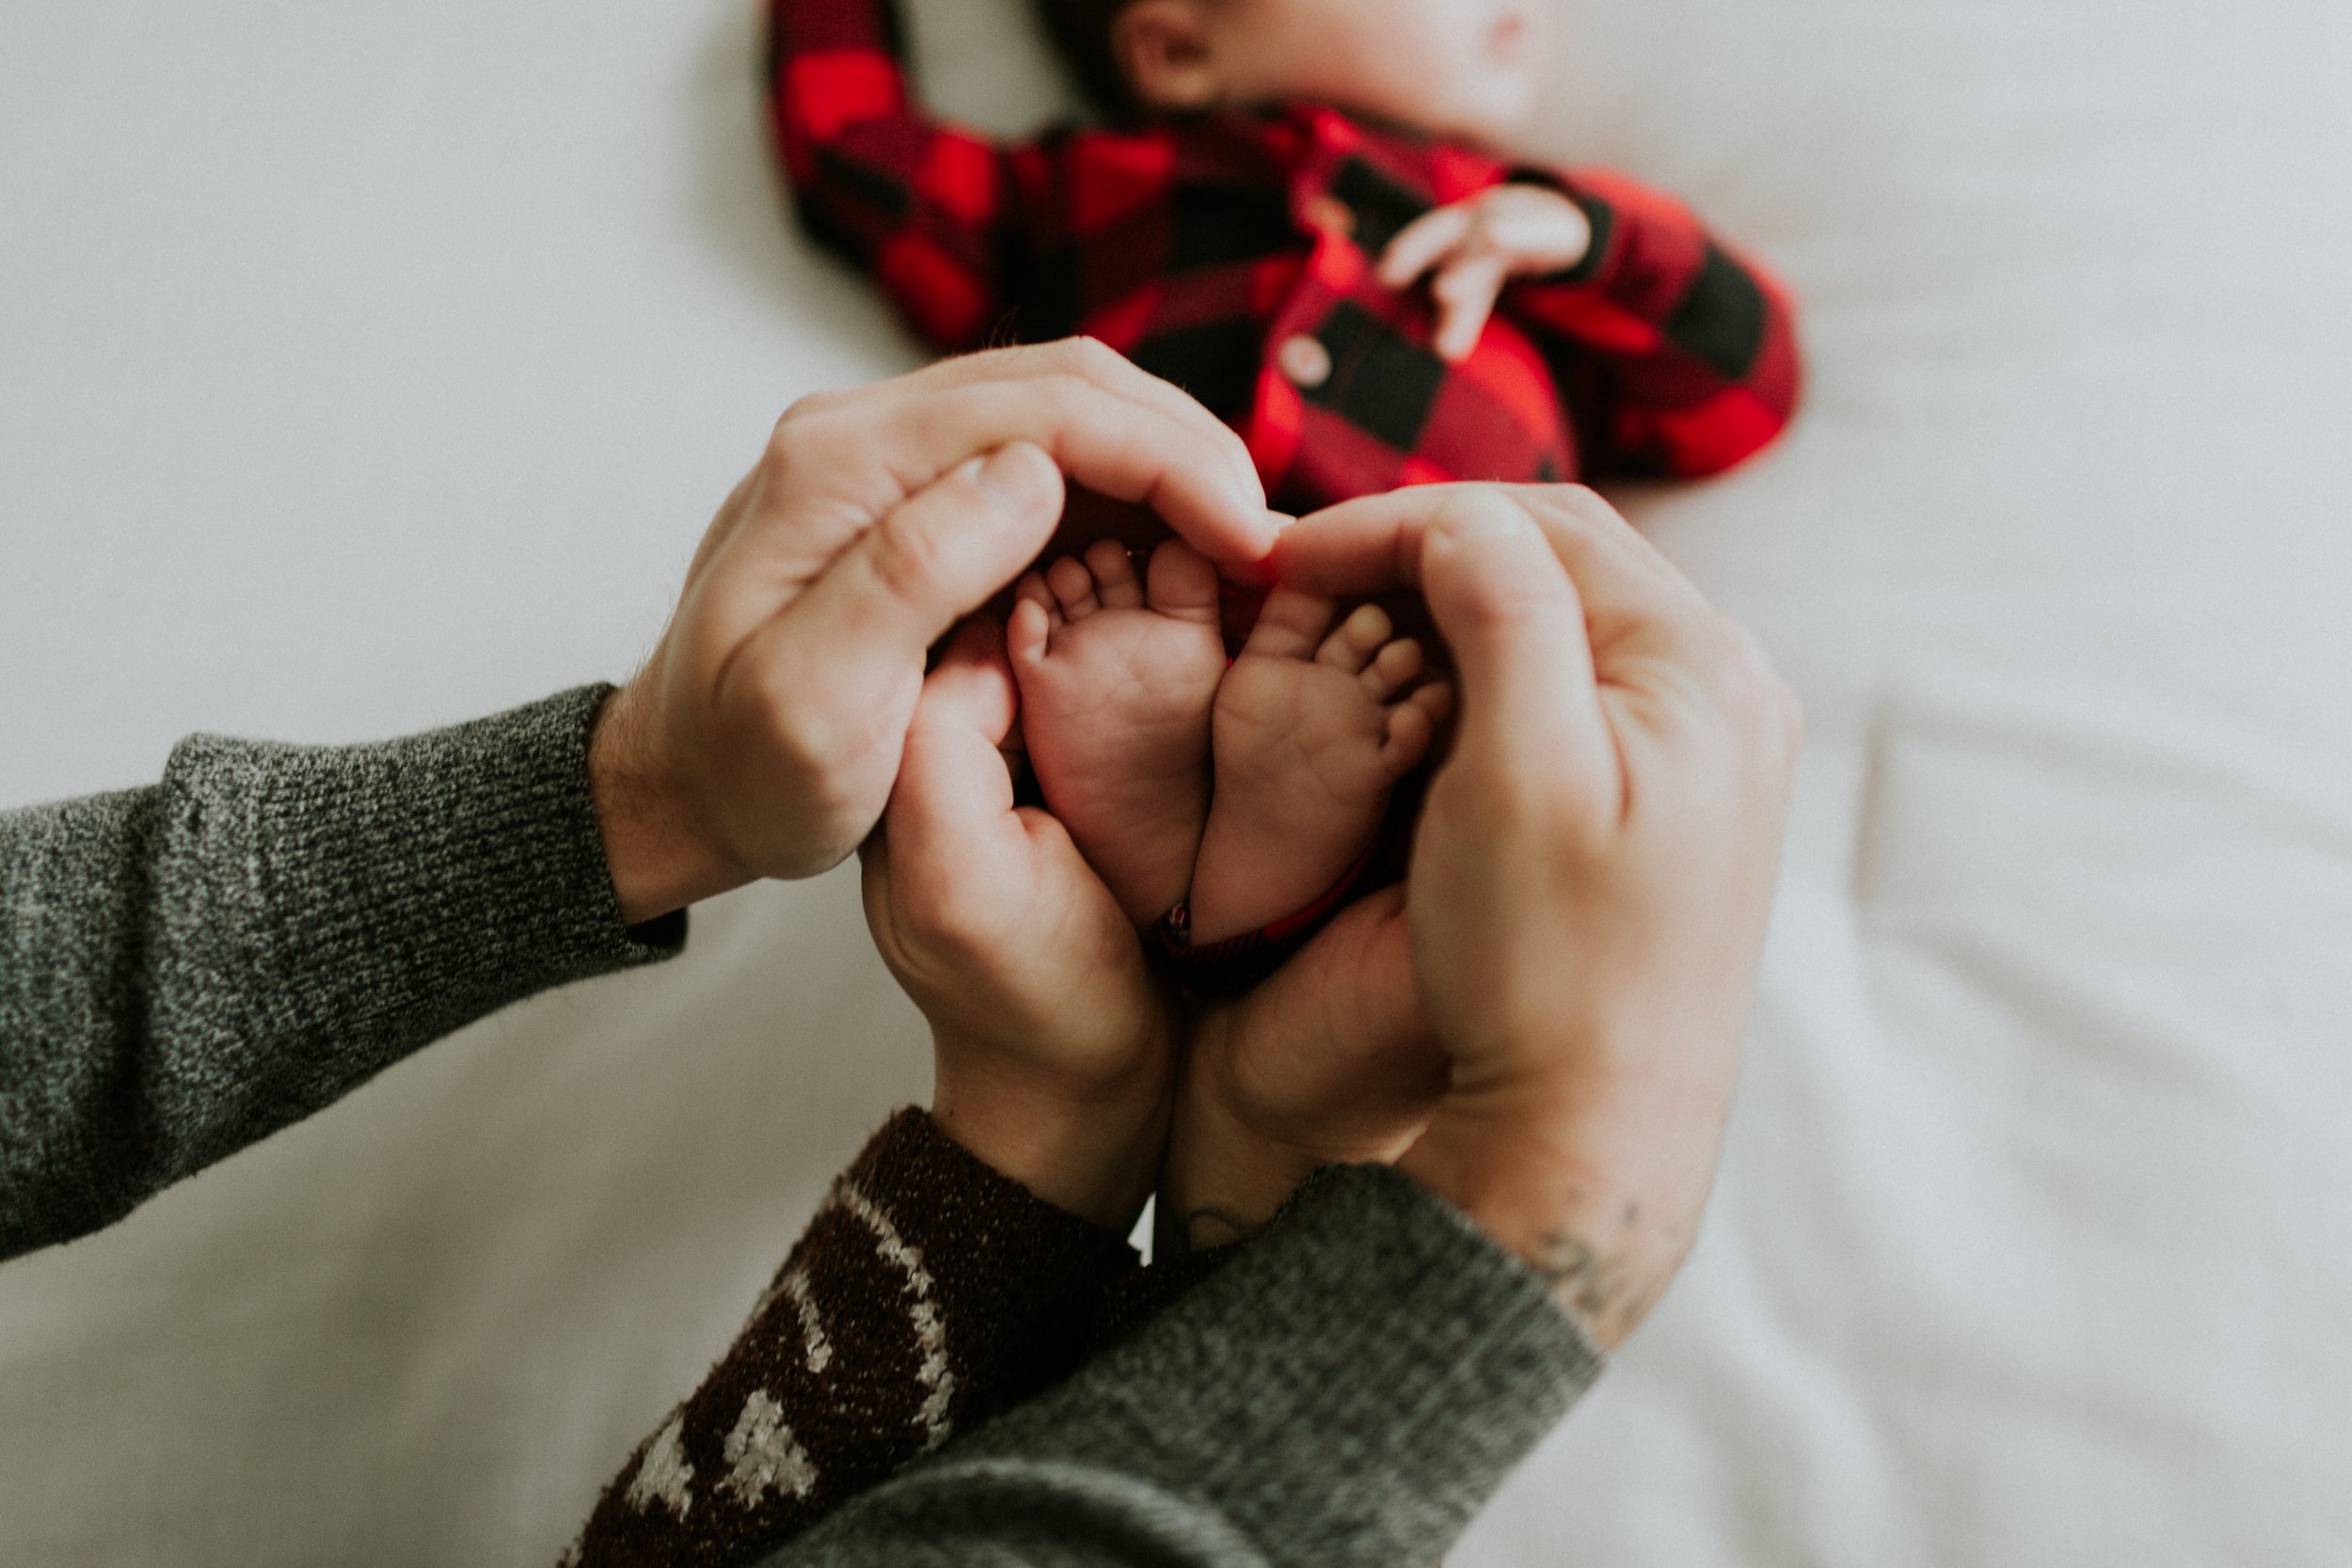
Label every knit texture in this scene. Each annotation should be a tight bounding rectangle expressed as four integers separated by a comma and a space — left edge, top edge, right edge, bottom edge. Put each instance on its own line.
755, 1164, 1603, 1568
569, 1108, 1141, 1567
0, 685, 680, 1259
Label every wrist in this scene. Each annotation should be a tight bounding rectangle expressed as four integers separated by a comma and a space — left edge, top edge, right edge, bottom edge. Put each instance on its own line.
588, 679, 750, 925
1397, 1085, 1715, 1352
930, 1042, 1174, 1234
1159, 1071, 1325, 1255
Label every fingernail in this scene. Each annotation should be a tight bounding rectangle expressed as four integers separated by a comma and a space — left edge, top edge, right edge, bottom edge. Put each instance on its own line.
1428, 494, 1534, 547
972, 443, 1060, 516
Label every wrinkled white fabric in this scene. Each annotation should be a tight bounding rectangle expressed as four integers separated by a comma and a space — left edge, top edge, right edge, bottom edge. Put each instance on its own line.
0, 0, 2345, 1563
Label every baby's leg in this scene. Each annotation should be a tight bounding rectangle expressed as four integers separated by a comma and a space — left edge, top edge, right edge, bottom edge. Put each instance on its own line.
1188, 592, 1452, 946
1009, 540, 1228, 927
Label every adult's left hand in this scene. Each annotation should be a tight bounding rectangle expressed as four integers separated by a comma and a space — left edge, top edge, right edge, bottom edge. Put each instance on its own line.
590, 340, 1279, 922
860, 618, 1175, 1230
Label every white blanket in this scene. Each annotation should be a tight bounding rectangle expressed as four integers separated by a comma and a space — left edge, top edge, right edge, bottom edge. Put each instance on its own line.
2, 1, 2346, 1562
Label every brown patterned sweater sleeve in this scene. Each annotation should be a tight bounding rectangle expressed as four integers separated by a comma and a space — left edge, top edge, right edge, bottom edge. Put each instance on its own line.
564, 1108, 1139, 1568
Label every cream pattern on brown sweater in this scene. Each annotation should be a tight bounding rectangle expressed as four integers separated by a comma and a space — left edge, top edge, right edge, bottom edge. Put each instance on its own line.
566, 1109, 1155, 1568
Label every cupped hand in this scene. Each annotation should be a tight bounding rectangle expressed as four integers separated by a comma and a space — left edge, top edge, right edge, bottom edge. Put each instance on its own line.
590, 340, 1279, 922
1274, 483, 1803, 1348
1161, 887, 1450, 1253
861, 618, 1176, 1230
1377, 184, 1595, 360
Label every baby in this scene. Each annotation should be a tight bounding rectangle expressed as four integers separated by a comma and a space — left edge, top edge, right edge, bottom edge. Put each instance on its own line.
769, 0, 1801, 957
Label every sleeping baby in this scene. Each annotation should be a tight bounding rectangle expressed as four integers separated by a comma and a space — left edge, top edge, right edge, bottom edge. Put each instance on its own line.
767, 0, 1801, 973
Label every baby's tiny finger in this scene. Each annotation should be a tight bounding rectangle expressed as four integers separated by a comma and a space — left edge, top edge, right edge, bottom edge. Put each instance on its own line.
1432, 252, 1510, 360
1378, 203, 1478, 288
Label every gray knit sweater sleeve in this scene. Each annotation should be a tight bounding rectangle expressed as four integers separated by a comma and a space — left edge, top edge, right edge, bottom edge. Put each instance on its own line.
755, 1164, 1604, 1568
0, 685, 682, 1260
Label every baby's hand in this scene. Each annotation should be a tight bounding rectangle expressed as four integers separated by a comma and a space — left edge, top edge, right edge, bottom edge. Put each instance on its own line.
1376, 184, 1596, 361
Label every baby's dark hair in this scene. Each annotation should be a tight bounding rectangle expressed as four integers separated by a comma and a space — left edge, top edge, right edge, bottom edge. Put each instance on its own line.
1034, 0, 1136, 114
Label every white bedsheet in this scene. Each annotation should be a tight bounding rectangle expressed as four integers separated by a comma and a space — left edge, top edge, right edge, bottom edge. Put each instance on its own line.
2, 1, 2346, 1562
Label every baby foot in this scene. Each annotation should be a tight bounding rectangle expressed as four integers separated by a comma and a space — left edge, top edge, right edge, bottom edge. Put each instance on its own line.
1009, 538, 1229, 926
1188, 592, 1453, 946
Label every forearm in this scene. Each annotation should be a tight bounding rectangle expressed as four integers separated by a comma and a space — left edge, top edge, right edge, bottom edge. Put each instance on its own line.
748, 1164, 1599, 1568
1509, 168, 1802, 477
765, 0, 1021, 348
569, 1108, 1139, 1568
0, 686, 679, 1259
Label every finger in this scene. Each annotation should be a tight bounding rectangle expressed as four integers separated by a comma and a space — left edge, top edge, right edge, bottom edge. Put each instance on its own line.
1508, 486, 1715, 630
1415, 492, 1613, 788
874, 339, 1264, 509
1378, 203, 1479, 289
1431, 253, 1510, 361
888, 618, 1025, 866
791, 442, 1067, 677
1269, 481, 1624, 600
807, 341, 1278, 567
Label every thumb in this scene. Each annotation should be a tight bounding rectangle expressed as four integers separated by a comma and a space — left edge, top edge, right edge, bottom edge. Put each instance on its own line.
1418, 491, 1613, 792
801, 442, 1066, 670
887, 617, 1025, 876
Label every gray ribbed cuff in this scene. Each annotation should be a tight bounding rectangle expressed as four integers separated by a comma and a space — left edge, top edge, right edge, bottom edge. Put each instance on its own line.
150, 684, 686, 1175
946, 1162, 1602, 1568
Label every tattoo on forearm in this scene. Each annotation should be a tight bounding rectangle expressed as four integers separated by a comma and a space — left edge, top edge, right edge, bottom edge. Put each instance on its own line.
1533, 1204, 1663, 1341
1532, 1233, 1631, 1323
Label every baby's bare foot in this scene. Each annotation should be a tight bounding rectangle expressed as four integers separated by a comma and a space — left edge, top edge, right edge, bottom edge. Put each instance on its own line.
1188, 592, 1453, 946
1009, 539, 1228, 926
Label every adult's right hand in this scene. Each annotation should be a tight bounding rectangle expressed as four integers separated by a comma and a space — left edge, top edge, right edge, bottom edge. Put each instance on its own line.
589, 341, 1279, 922
1273, 484, 1804, 1351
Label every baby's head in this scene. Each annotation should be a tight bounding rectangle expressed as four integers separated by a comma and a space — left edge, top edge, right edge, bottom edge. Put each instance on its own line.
1037, 0, 1550, 147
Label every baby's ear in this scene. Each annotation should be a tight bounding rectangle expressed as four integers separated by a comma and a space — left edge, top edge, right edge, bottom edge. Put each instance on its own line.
1112, 0, 1221, 111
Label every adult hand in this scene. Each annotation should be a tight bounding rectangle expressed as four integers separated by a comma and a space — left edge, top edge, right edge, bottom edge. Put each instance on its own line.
860, 619, 1175, 1230
1274, 484, 1803, 1350
1160, 887, 1449, 1253
589, 341, 1279, 923
1377, 184, 1595, 361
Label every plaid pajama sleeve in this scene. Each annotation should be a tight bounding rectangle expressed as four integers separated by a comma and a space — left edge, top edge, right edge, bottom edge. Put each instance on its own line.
767, 0, 1024, 349
1507, 167, 1803, 480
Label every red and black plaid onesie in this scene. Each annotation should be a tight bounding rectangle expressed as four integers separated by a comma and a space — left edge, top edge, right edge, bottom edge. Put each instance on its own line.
767, 0, 1800, 510
766, 0, 1803, 977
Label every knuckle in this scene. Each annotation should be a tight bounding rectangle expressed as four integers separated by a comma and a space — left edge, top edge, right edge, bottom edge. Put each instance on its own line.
768, 401, 842, 472
1037, 335, 1121, 383
774, 388, 843, 434
867, 511, 955, 604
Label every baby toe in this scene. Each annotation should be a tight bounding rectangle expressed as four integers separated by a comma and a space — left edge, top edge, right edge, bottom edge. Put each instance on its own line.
1361, 637, 1426, 700
1086, 539, 1146, 610
1008, 595, 1054, 667
1240, 586, 1336, 661
1144, 540, 1222, 625
1015, 570, 1059, 621
1047, 555, 1102, 620
1382, 680, 1454, 772
1316, 603, 1395, 674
